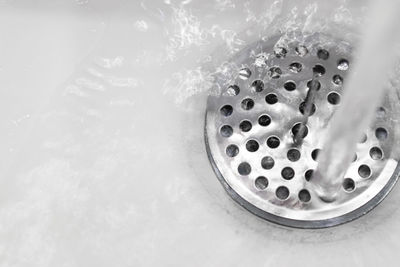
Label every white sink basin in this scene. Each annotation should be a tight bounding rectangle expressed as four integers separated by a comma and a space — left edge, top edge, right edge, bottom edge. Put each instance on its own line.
0, 0, 398, 266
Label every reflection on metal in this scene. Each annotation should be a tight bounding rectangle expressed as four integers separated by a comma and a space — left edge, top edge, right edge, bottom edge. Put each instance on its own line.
205, 34, 399, 228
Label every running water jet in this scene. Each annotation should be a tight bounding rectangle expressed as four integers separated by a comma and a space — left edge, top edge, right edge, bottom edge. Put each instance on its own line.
293, 74, 320, 145
311, 0, 400, 202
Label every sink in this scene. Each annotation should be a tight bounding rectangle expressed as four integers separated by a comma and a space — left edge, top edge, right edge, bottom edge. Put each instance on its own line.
0, 0, 399, 266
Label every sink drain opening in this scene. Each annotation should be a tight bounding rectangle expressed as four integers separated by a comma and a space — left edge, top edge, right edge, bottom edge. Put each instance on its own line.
204, 33, 400, 228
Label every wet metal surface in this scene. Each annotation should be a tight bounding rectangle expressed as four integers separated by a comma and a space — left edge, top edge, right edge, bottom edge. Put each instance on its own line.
205, 34, 399, 228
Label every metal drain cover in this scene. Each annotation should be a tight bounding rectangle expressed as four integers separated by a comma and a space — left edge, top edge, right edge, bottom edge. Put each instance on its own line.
205, 34, 400, 228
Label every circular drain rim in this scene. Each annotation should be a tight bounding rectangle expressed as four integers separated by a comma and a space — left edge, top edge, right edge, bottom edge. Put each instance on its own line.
204, 33, 400, 228
205, 119, 400, 228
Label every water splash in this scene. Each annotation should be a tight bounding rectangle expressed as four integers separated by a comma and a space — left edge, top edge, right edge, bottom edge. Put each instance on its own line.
164, 5, 244, 62
165, 6, 210, 61
162, 67, 215, 104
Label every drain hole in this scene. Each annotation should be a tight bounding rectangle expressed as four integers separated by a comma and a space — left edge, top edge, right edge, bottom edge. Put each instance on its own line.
258, 114, 271, 126
226, 145, 239, 157
238, 162, 251, 175
251, 80, 264, 92
287, 149, 301, 162
261, 156, 275, 169
299, 101, 316, 116
307, 80, 321, 90
255, 176, 269, 190
313, 64, 326, 76
295, 45, 308, 57
375, 127, 388, 141
343, 178, 355, 192
268, 67, 282, 79
337, 59, 349, 70
289, 62, 302, 73
370, 147, 383, 160
298, 189, 311, 202
220, 105, 233, 117
274, 47, 287, 58
284, 81, 296, 91
332, 75, 343, 86
317, 49, 329, 60
265, 93, 278, 104
276, 186, 290, 200
376, 107, 386, 118
358, 164, 371, 178
239, 68, 252, 80
359, 133, 367, 143
305, 169, 314, 181
220, 125, 233, 137
327, 92, 341, 105
246, 140, 259, 152
291, 123, 308, 139
241, 98, 255, 110
311, 149, 320, 161
281, 167, 295, 180
239, 120, 252, 132
267, 136, 280, 149
227, 85, 240, 96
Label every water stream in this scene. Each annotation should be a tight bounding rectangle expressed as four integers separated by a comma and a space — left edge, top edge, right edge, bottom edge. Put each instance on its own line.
311, 0, 400, 201
3, 1, 400, 266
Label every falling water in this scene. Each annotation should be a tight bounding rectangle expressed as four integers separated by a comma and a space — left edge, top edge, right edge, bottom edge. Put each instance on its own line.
293, 74, 320, 145
312, 0, 400, 201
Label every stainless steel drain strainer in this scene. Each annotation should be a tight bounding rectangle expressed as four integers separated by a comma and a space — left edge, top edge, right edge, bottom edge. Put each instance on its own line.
205, 34, 400, 228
